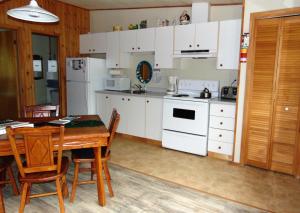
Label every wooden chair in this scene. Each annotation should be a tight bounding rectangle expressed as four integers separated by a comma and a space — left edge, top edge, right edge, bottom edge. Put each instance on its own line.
6, 126, 69, 213
0, 157, 20, 213
24, 105, 59, 118
70, 109, 120, 203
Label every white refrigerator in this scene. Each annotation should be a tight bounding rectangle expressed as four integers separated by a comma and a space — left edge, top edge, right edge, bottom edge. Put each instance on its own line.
66, 57, 108, 115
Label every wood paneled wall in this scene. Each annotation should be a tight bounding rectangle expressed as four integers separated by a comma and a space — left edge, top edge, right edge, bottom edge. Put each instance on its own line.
0, 0, 90, 116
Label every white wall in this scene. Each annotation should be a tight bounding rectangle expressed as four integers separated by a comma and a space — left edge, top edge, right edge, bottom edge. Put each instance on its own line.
90, 5, 242, 91
233, 0, 300, 163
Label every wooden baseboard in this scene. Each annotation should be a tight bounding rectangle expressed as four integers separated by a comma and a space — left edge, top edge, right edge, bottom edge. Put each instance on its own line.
116, 133, 162, 147
208, 152, 233, 161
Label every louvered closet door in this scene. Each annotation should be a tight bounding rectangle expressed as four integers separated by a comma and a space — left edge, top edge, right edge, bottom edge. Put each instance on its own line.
270, 16, 300, 175
245, 18, 281, 168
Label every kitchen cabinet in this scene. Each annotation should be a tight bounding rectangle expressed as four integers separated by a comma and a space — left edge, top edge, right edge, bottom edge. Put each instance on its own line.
120, 28, 155, 53
106, 31, 130, 69
127, 96, 146, 137
145, 97, 163, 140
217, 19, 241, 70
95, 93, 112, 127
80, 33, 107, 54
244, 16, 300, 176
154, 26, 177, 69
174, 22, 218, 53
208, 103, 236, 159
110, 94, 145, 137
96, 93, 163, 140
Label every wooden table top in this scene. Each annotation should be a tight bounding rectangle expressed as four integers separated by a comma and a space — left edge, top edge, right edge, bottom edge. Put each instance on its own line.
0, 115, 110, 156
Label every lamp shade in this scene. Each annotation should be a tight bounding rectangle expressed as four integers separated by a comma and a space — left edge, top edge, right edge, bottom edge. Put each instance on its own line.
7, 0, 59, 23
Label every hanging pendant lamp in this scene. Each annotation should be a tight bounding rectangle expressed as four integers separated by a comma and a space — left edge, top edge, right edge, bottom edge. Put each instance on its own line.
7, 0, 59, 23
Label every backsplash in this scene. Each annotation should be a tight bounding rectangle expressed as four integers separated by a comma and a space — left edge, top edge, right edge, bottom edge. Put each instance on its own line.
127, 54, 238, 93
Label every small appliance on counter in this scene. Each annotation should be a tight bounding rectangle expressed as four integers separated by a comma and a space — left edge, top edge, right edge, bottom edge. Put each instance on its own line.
200, 88, 211, 99
221, 86, 238, 100
166, 76, 178, 95
104, 77, 130, 91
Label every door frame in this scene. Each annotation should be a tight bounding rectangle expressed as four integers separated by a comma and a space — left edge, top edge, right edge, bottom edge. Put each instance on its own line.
241, 7, 300, 177
30, 29, 63, 116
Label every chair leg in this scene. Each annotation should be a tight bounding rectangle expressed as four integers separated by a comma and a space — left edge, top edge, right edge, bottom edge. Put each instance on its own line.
19, 182, 28, 213
62, 175, 69, 198
90, 162, 95, 181
103, 162, 114, 197
25, 183, 31, 204
56, 178, 65, 213
6, 166, 19, 196
70, 162, 79, 203
0, 187, 5, 213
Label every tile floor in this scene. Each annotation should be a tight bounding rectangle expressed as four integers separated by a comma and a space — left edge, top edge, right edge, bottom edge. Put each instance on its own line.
110, 136, 300, 213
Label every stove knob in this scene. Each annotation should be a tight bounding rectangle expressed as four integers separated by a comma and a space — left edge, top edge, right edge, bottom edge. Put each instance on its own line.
220, 109, 224, 112
218, 146, 221, 149
219, 134, 222, 137
220, 122, 223, 125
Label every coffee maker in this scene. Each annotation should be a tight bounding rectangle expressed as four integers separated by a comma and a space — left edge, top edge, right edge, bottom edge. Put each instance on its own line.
167, 76, 178, 95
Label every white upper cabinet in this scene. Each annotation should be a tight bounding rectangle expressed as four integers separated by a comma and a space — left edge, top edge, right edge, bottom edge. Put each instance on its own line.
120, 28, 155, 53
80, 33, 106, 54
136, 28, 155, 52
120, 30, 137, 52
195, 22, 218, 52
106, 31, 130, 69
174, 24, 195, 51
217, 19, 241, 70
174, 22, 218, 55
155, 26, 176, 69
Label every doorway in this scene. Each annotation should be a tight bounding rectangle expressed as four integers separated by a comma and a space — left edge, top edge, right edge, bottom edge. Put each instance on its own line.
32, 33, 59, 106
0, 28, 19, 120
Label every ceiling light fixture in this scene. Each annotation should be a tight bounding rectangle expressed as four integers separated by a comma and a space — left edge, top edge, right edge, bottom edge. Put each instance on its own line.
7, 0, 59, 23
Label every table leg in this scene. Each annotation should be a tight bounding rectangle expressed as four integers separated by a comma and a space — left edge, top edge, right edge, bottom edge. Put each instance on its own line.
93, 147, 105, 206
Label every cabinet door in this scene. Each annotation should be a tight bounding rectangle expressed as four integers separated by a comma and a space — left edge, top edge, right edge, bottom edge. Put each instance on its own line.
110, 95, 128, 134
136, 28, 155, 52
217, 19, 241, 70
79, 34, 91, 54
154, 26, 175, 69
91, 33, 107, 53
270, 16, 300, 175
174, 24, 195, 51
145, 98, 163, 140
120, 30, 137, 52
127, 96, 145, 138
195, 22, 218, 52
96, 93, 111, 127
106, 32, 120, 68
244, 18, 281, 168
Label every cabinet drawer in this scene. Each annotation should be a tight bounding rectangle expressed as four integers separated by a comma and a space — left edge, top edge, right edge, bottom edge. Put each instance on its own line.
209, 128, 234, 143
209, 116, 235, 130
210, 104, 236, 118
208, 140, 233, 155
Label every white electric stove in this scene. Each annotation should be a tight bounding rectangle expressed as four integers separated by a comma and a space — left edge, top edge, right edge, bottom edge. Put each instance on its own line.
162, 80, 219, 156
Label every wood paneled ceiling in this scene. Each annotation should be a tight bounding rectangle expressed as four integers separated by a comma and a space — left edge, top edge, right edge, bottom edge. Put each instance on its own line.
58, 0, 243, 10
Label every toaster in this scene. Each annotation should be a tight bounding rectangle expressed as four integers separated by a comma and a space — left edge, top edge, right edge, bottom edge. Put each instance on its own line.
221, 86, 237, 100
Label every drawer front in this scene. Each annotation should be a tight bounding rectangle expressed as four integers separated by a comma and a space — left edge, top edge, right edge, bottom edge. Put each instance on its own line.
208, 140, 233, 155
210, 104, 236, 118
209, 128, 234, 143
210, 116, 235, 130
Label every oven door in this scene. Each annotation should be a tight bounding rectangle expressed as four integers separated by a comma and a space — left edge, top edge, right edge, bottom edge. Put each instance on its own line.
163, 99, 209, 135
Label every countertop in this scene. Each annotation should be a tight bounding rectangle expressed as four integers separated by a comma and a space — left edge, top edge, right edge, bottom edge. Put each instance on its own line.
95, 90, 166, 98
210, 97, 236, 105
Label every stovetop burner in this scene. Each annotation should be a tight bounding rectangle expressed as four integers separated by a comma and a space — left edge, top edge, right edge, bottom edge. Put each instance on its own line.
193, 97, 210, 99
172, 94, 189, 97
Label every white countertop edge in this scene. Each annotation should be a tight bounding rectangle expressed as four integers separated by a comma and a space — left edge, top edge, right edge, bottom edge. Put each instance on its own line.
95, 90, 166, 98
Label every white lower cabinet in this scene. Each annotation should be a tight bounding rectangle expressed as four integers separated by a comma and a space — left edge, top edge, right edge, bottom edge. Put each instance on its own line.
96, 93, 163, 140
208, 102, 236, 157
145, 97, 163, 140
96, 93, 112, 127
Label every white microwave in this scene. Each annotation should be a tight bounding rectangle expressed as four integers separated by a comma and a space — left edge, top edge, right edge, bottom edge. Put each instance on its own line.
104, 78, 130, 91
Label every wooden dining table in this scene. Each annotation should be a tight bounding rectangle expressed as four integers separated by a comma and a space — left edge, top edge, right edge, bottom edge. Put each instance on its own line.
0, 115, 110, 207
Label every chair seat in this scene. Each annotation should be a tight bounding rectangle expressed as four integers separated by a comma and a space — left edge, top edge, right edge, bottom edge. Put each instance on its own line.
71, 147, 109, 162
19, 157, 69, 183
